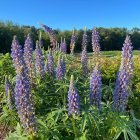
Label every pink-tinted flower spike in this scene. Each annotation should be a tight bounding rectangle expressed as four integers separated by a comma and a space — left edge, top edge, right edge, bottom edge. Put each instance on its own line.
40, 23, 56, 50
70, 29, 76, 54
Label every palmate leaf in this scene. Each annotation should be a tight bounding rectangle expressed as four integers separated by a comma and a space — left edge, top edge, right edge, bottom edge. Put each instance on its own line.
127, 130, 139, 140
108, 113, 139, 140
5, 123, 28, 140
123, 130, 129, 140
113, 130, 122, 140
113, 129, 139, 140
81, 113, 87, 132
37, 119, 48, 129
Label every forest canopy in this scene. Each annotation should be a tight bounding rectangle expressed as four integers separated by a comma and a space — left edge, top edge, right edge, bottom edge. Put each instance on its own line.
0, 21, 140, 53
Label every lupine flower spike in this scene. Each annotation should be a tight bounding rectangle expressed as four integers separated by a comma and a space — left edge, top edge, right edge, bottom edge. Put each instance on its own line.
90, 27, 102, 109
45, 50, 54, 76
61, 56, 66, 76
112, 69, 129, 112
120, 35, 133, 84
35, 40, 45, 78
5, 77, 15, 110
11, 36, 24, 74
68, 75, 80, 116
23, 34, 35, 86
56, 56, 65, 80
40, 23, 56, 50
15, 66, 36, 134
92, 27, 101, 68
112, 35, 133, 112
81, 47, 88, 75
90, 67, 102, 109
82, 26, 88, 50
70, 29, 76, 54
60, 38, 67, 54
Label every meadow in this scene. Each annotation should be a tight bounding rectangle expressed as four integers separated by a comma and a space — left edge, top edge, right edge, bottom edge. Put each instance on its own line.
0, 26, 140, 140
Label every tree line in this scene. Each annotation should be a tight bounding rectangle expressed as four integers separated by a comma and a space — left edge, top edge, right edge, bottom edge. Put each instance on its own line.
0, 21, 140, 54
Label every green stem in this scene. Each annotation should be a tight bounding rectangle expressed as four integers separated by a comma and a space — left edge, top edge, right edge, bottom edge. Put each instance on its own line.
71, 116, 78, 138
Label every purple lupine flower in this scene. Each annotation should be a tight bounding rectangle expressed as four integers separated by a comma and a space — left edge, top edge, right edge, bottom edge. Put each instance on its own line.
56, 57, 65, 80
45, 50, 54, 75
60, 57, 66, 76
81, 47, 88, 75
68, 75, 80, 116
23, 34, 35, 85
120, 35, 133, 83
40, 23, 56, 50
112, 35, 133, 112
11, 36, 24, 74
35, 40, 45, 78
15, 67, 36, 134
112, 69, 129, 112
5, 78, 15, 110
92, 27, 101, 68
82, 27, 88, 50
60, 38, 67, 54
70, 30, 76, 54
90, 68, 102, 109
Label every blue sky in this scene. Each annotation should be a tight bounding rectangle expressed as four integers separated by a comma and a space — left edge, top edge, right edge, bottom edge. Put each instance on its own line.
0, 0, 139, 30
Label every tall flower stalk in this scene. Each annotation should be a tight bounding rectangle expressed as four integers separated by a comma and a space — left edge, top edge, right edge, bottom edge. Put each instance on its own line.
40, 23, 56, 50
60, 38, 67, 54
81, 47, 88, 75
56, 56, 66, 80
61, 57, 66, 76
11, 36, 24, 74
15, 66, 36, 135
112, 69, 129, 112
11, 35, 36, 135
90, 67, 102, 109
23, 34, 35, 86
92, 27, 101, 68
82, 27, 88, 50
45, 50, 54, 76
70, 29, 76, 54
35, 40, 45, 78
90, 27, 102, 109
120, 35, 133, 83
68, 75, 80, 116
112, 35, 133, 112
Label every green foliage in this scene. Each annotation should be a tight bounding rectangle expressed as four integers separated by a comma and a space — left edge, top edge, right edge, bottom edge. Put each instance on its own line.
0, 52, 140, 140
